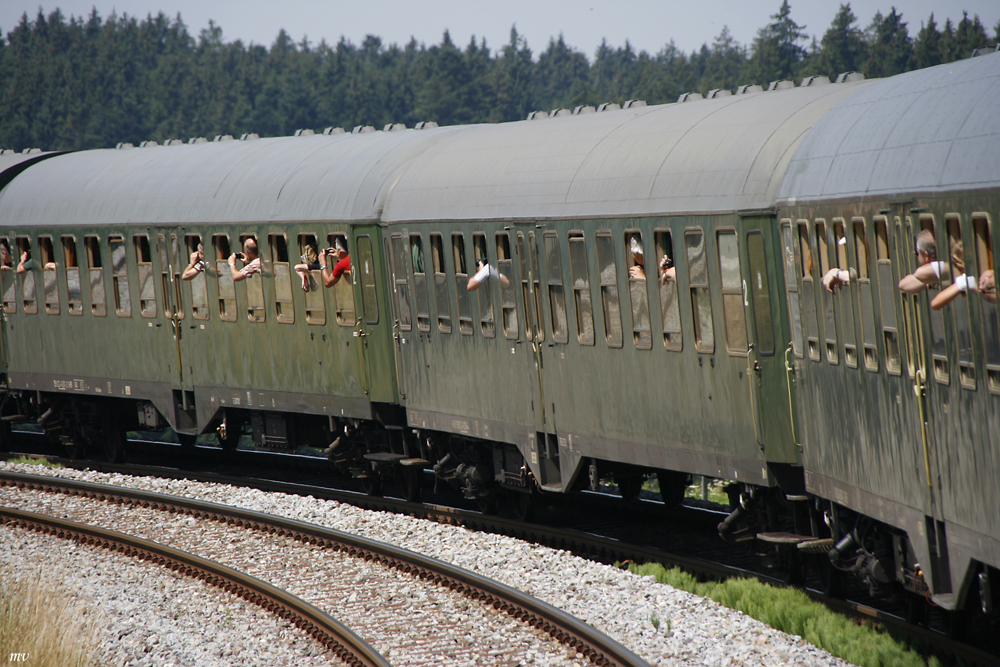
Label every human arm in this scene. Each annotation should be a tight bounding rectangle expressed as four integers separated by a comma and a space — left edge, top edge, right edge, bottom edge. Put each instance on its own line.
182, 250, 205, 280
979, 270, 996, 304
229, 253, 247, 282
628, 265, 645, 280
467, 264, 490, 292
822, 268, 854, 293
16, 252, 33, 274
931, 274, 976, 310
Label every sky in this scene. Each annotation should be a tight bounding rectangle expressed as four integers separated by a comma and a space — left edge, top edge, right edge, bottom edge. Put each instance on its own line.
3, 1, 998, 58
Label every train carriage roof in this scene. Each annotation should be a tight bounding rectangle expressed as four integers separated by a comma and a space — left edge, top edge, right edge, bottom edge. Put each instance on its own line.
778, 52, 1000, 204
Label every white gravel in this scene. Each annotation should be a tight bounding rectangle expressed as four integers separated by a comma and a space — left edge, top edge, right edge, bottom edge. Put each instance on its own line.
0, 461, 856, 666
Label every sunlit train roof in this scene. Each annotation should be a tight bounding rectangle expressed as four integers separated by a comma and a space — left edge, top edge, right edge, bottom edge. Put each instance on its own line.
381, 79, 872, 223
778, 52, 1000, 204
0, 129, 465, 227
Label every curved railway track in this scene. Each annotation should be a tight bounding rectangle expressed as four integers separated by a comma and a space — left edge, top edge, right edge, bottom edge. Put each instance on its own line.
0, 469, 651, 667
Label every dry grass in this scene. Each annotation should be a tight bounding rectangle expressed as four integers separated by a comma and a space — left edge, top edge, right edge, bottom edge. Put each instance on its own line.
0, 566, 100, 667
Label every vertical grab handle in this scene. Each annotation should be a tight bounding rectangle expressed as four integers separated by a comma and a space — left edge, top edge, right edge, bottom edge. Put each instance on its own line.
784, 344, 803, 451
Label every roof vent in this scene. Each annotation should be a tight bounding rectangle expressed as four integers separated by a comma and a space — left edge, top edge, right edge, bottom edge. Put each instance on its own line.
706, 89, 732, 99
139, 140, 160, 148
164, 139, 184, 146
622, 99, 646, 109
213, 134, 234, 142
115, 142, 134, 150
293, 128, 315, 137
834, 71, 865, 83
322, 127, 345, 135
767, 80, 794, 91
526, 111, 548, 120
970, 45, 999, 57
799, 75, 830, 87
677, 92, 703, 102
383, 123, 407, 131
240, 133, 259, 141
21, 148, 42, 154
549, 108, 572, 118
572, 105, 596, 115
414, 121, 439, 130
0, 148, 13, 154
352, 125, 375, 134
597, 102, 620, 112
188, 137, 208, 144
735, 84, 763, 95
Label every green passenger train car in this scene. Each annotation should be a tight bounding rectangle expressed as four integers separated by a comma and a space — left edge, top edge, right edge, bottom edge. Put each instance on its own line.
0, 52, 998, 624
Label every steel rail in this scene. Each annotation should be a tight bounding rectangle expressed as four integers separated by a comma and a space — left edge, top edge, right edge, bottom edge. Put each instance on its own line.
0, 470, 651, 667
0, 504, 389, 667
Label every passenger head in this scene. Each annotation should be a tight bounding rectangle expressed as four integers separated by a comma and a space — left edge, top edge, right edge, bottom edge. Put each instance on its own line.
0, 241, 10, 267
950, 238, 965, 275
476, 256, 488, 269
334, 237, 347, 256
243, 238, 258, 259
630, 236, 644, 266
303, 245, 318, 264
915, 230, 936, 265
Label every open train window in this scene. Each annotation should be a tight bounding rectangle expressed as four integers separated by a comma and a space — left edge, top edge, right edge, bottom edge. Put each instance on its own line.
472, 233, 495, 338
430, 233, 451, 333
654, 230, 681, 351
496, 232, 518, 339
686, 228, 714, 354
39, 236, 59, 315
84, 236, 106, 317
61, 236, 82, 315
946, 215, 975, 389
874, 217, 900, 374
212, 234, 236, 322
1, 238, 15, 314
544, 232, 568, 344
595, 231, 623, 348
327, 233, 354, 326
390, 235, 410, 331
184, 235, 208, 320
833, 220, 857, 367
452, 233, 473, 335
298, 234, 324, 325
410, 234, 430, 332
624, 231, 651, 349
133, 235, 155, 318
798, 222, 819, 361
922, 216, 949, 384
269, 233, 293, 324
973, 214, 1000, 393
717, 230, 747, 355
897, 218, 918, 378
568, 232, 594, 345
853, 219, 878, 371
779, 222, 801, 356
239, 234, 264, 323
746, 231, 774, 355
16, 237, 38, 314
815, 221, 837, 363
109, 236, 130, 316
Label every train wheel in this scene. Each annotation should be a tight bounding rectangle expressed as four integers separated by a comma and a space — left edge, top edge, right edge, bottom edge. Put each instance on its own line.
616, 474, 642, 500
402, 467, 423, 503
477, 494, 499, 515
813, 556, 845, 598
216, 415, 242, 451
0, 419, 10, 453
101, 413, 125, 463
63, 431, 87, 460
510, 489, 535, 522
177, 433, 197, 449
362, 470, 384, 497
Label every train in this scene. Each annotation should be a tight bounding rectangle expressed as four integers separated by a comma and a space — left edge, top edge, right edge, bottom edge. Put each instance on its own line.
1, 49, 998, 627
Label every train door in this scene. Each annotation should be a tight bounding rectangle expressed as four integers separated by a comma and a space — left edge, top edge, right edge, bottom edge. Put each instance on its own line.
351, 227, 396, 404
742, 214, 797, 462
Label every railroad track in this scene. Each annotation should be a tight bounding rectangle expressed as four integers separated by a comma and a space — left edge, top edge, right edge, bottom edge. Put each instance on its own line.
0, 470, 651, 667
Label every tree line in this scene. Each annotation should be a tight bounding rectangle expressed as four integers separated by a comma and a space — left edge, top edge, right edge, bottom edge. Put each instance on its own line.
0, 1, 997, 152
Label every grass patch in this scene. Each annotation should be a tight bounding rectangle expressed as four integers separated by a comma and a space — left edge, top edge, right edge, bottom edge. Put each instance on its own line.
0, 567, 99, 667
4, 455, 62, 468
628, 562, 938, 667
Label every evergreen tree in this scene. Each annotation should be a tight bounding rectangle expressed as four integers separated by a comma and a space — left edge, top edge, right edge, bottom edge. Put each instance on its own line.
912, 14, 944, 69
535, 34, 590, 111
954, 12, 990, 58
701, 27, 747, 92
748, 1, 808, 84
817, 4, 866, 78
865, 9, 912, 77
492, 26, 534, 122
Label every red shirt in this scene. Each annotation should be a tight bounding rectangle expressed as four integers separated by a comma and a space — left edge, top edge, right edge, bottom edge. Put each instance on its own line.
332, 254, 350, 281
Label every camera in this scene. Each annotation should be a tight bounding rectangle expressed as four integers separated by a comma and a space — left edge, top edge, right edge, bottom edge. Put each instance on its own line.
660, 257, 674, 270
325, 247, 336, 256
233, 252, 245, 261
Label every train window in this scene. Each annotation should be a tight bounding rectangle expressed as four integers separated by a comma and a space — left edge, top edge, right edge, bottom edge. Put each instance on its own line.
430, 233, 451, 333
133, 235, 155, 318
328, 233, 355, 326
946, 216, 975, 389
717, 230, 747, 355
798, 222, 819, 361
212, 234, 236, 322
973, 215, 1000, 393
568, 232, 595, 345
875, 218, 900, 374
472, 233, 495, 338
746, 232, 774, 355
297, 234, 324, 325
686, 228, 714, 354
496, 232, 518, 339
1, 238, 16, 314
922, 216, 949, 384
390, 235, 410, 331
815, 221, 837, 364
184, 235, 208, 320
833, 220, 857, 367
157, 235, 184, 321
16, 237, 38, 314
61, 236, 82, 316
452, 233, 473, 335
780, 222, 801, 356
529, 232, 545, 342
595, 231, 623, 348
853, 219, 878, 371
239, 234, 265, 323
655, 230, 681, 351
109, 236, 130, 316
269, 234, 294, 324
39, 237, 59, 315
544, 232, 568, 344
624, 231, 652, 350
356, 235, 378, 325
410, 234, 430, 332
898, 219, 918, 378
